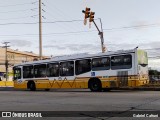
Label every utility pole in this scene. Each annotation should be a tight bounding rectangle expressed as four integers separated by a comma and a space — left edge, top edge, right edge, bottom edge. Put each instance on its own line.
82, 8, 106, 53
2, 42, 10, 81
39, 0, 42, 60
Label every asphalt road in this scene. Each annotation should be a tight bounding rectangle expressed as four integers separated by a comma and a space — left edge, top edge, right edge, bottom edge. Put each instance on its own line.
0, 88, 160, 120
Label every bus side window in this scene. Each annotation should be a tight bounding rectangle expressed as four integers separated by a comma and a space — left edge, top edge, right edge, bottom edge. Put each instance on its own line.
34, 64, 47, 78
92, 57, 110, 71
75, 59, 91, 75
111, 55, 132, 70
23, 66, 34, 78
60, 61, 74, 76
47, 63, 59, 77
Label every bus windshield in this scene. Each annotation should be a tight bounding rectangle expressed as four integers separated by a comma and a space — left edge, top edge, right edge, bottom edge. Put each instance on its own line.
13, 67, 21, 80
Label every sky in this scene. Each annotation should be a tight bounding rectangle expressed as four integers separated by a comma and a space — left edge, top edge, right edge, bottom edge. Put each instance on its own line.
0, 0, 160, 70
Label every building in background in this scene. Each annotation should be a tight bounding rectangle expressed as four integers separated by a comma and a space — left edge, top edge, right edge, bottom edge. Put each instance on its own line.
0, 47, 49, 81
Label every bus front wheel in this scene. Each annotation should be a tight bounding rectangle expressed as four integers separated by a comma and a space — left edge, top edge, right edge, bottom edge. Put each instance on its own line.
88, 79, 102, 92
28, 81, 36, 91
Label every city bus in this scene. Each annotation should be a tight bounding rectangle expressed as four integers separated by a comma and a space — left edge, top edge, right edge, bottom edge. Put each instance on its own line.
13, 48, 149, 91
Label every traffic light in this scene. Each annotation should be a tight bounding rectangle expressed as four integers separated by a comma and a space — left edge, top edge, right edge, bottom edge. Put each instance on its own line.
84, 7, 90, 19
89, 12, 95, 22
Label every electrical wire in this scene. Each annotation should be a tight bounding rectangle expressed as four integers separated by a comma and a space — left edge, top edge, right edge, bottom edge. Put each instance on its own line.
0, 9, 31, 14
43, 5, 81, 35
0, 21, 160, 36
144, 48, 160, 50
0, 22, 38, 25
44, 0, 81, 31
148, 57, 160, 59
0, 30, 97, 37
0, 16, 32, 21
0, 2, 34, 7
0, 20, 89, 25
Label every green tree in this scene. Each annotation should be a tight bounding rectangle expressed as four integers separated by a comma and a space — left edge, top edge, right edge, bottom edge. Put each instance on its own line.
149, 70, 160, 75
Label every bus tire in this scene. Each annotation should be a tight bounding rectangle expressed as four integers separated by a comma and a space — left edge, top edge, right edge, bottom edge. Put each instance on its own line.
28, 81, 36, 91
88, 78, 102, 92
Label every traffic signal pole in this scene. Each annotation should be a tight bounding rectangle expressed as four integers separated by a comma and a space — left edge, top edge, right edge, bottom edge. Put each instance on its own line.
82, 8, 106, 53
92, 20, 105, 53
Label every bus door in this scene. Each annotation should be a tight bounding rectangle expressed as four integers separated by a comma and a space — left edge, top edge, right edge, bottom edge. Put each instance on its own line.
117, 71, 128, 87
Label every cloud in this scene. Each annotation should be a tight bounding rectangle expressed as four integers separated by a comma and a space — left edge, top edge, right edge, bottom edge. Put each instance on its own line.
137, 41, 160, 57
107, 43, 138, 51
44, 41, 160, 59
148, 59, 160, 71
44, 42, 160, 71
66, 44, 99, 51
43, 43, 100, 52
43, 45, 66, 50
131, 21, 150, 30
105, 41, 160, 59
147, 41, 160, 48
3, 39, 32, 47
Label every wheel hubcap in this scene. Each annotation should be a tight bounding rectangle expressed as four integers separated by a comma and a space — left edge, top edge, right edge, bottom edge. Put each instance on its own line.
92, 83, 98, 90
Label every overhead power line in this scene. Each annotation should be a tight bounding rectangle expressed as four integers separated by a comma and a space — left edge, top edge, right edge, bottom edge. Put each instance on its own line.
0, 9, 30, 14
144, 48, 160, 50
148, 56, 160, 59
0, 30, 97, 37
0, 16, 31, 21
0, 20, 159, 28
0, 22, 38, 26
0, 20, 85, 25
43, 20, 85, 23
0, 21, 160, 37
44, 0, 83, 32
0, 2, 33, 7
103, 23, 160, 31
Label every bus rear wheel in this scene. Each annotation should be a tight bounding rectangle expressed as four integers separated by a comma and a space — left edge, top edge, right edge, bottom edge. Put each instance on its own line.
29, 82, 36, 91
89, 79, 102, 92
